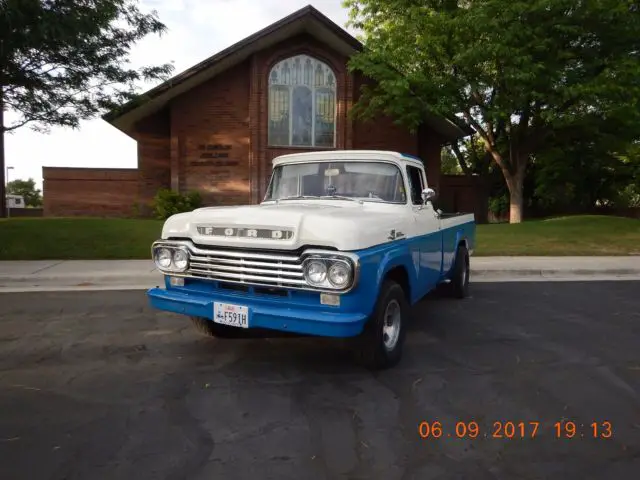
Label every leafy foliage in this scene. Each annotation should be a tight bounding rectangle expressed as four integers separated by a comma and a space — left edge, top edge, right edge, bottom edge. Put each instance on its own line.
343, 0, 640, 222
6, 177, 42, 206
488, 194, 509, 218
0, 0, 174, 217
444, 135, 491, 176
441, 147, 463, 175
152, 189, 202, 220
0, 0, 174, 133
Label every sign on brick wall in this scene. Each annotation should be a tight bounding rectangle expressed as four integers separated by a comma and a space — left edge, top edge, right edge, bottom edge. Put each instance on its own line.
197, 144, 231, 158
191, 144, 237, 167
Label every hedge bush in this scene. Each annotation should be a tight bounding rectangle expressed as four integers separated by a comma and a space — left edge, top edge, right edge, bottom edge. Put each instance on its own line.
152, 189, 203, 220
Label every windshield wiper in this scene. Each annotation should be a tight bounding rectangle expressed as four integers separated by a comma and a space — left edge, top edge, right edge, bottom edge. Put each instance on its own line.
276, 195, 322, 202
321, 195, 363, 203
274, 195, 363, 204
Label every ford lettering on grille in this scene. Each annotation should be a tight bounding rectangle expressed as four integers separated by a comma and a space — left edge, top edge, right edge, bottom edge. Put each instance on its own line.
197, 226, 294, 240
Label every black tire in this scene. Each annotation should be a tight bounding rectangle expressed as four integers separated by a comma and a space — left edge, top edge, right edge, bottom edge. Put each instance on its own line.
351, 279, 408, 370
449, 245, 470, 299
189, 316, 246, 338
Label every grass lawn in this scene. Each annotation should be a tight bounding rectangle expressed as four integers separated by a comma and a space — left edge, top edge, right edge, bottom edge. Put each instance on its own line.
0, 217, 164, 260
0, 215, 638, 260
475, 215, 640, 256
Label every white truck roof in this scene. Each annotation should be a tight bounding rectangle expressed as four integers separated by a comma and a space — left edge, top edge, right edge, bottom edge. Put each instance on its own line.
272, 150, 424, 169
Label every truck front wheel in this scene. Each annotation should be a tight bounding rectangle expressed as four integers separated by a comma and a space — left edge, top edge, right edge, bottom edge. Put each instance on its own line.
351, 279, 408, 370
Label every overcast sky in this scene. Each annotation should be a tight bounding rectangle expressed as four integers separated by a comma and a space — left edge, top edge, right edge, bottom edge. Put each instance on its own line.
4, 0, 354, 191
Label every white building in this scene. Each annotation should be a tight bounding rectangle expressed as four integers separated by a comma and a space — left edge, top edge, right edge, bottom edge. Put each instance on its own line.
6, 194, 25, 209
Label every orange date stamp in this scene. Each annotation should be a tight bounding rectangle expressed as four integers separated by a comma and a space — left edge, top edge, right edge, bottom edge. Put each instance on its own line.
418, 421, 613, 439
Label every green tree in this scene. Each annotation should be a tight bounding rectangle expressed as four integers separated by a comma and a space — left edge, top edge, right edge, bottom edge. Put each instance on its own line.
532, 129, 640, 211
444, 135, 491, 177
608, 141, 640, 208
343, 0, 640, 223
6, 177, 42, 206
0, 0, 175, 217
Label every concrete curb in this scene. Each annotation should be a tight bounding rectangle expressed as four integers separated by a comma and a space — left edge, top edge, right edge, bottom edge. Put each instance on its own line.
0, 274, 163, 290
473, 268, 640, 277
1, 267, 639, 292
3, 268, 640, 282
0, 273, 162, 283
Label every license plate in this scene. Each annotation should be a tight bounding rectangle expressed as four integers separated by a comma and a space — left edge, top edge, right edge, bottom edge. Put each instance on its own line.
213, 302, 249, 328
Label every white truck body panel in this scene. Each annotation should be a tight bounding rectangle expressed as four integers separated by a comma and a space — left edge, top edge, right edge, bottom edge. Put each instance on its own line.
161, 150, 474, 253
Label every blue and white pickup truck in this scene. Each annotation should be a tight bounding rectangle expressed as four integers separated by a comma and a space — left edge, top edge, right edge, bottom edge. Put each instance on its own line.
148, 150, 475, 369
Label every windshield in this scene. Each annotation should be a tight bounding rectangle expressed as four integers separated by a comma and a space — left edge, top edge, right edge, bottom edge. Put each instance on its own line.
264, 161, 407, 203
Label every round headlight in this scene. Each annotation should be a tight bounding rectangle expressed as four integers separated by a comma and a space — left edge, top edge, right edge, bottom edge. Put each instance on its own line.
155, 248, 172, 268
305, 260, 327, 284
173, 249, 189, 270
328, 262, 351, 287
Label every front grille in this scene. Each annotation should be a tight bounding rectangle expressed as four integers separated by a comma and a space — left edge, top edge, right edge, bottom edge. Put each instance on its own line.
187, 247, 306, 288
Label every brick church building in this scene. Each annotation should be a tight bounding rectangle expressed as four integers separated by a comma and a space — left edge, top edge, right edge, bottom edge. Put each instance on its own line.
43, 5, 482, 218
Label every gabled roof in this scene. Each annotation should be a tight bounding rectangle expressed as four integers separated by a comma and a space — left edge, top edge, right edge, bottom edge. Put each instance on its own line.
103, 4, 472, 141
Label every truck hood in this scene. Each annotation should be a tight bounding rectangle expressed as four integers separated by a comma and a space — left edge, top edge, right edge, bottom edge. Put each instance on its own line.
161, 201, 409, 251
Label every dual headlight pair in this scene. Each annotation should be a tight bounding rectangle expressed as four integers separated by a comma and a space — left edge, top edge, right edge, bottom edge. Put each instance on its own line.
153, 245, 189, 272
302, 257, 354, 290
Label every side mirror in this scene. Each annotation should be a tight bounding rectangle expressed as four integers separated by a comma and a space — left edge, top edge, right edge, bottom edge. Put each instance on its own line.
421, 187, 436, 204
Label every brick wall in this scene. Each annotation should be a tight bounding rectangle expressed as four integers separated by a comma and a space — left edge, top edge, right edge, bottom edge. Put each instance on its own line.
418, 124, 444, 194
43, 167, 138, 217
171, 61, 251, 206
351, 74, 419, 156
132, 109, 171, 216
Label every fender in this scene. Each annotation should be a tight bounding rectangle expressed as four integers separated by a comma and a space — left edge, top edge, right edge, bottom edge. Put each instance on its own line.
445, 230, 468, 277
441, 219, 474, 277
455, 230, 469, 251
353, 239, 417, 311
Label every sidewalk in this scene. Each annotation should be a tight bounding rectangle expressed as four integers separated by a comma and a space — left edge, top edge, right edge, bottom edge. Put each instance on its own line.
1, 256, 640, 292
0, 260, 161, 292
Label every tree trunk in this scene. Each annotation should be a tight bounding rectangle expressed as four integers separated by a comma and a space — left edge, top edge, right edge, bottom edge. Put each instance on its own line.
502, 164, 526, 224
0, 85, 6, 219
507, 177, 524, 223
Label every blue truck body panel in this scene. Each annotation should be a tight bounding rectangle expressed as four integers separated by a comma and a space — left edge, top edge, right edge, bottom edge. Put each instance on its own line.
147, 217, 475, 338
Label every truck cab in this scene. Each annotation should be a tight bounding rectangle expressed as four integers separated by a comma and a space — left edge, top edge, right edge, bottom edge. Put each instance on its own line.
148, 150, 475, 369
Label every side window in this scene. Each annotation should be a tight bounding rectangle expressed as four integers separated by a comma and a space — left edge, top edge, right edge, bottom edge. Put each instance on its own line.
406, 166, 424, 204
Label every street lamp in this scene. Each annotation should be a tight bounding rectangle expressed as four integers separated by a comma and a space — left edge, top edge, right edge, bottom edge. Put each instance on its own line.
6, 166, 14, 218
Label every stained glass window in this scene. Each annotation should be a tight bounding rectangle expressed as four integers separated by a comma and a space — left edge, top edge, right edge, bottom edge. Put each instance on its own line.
268, 54, 336, 148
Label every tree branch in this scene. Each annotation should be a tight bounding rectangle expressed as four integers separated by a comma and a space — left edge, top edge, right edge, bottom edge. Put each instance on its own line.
471, 89, 496, 145
462, 109, 490, 143
451, 141, 472, 176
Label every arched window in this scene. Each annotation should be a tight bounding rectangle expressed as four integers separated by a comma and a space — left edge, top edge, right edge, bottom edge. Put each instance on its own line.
268, 54, 336, 148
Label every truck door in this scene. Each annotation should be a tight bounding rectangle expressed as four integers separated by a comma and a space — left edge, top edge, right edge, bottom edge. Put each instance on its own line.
406, 164, 442, 296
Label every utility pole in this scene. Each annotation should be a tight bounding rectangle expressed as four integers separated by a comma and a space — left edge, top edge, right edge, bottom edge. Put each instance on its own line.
0, 32, 6, 218
5, 165, 13, 218
0, 84, 5, 219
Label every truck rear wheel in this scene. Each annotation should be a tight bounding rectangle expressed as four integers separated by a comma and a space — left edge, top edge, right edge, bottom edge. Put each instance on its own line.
189, 316, 245, 338
351, 279, 408, 370
449, 245, 470, 298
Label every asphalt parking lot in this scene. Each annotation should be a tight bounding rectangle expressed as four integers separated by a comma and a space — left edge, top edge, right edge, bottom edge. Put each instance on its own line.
1, 281, 639, 480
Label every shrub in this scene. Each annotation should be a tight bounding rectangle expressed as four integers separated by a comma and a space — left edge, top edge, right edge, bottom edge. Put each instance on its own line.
488, 193, 509, 217
152, 189, 203, 220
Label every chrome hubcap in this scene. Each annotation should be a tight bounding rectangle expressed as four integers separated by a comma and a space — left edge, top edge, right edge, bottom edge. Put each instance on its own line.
382, 299, 401, 351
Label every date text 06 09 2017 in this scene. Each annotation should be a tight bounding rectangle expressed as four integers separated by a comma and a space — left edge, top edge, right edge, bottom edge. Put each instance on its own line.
418, 421, 613, 439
